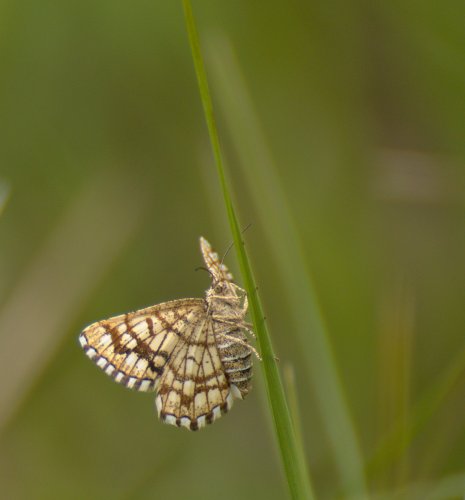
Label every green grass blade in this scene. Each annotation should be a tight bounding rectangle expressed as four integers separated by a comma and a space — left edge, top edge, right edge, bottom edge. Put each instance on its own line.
283, 364, 305, 450
204, 35, 369, 497
0, 182, 11, 217
183, 2, 315, 499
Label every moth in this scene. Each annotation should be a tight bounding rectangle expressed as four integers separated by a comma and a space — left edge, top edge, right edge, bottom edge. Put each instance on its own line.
79, 237, 257, 430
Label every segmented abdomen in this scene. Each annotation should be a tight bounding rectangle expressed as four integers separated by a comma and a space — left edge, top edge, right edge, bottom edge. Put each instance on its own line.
217, 329, 253, 398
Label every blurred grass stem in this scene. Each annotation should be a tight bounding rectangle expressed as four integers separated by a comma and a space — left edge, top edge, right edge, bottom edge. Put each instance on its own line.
205, 34, 369, 498
0, 182, 10, 217
0, 172, 146, 434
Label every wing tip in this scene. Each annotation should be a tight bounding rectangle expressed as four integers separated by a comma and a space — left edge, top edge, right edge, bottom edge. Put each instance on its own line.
78, 333, 87, 348
80, 335, 157, 393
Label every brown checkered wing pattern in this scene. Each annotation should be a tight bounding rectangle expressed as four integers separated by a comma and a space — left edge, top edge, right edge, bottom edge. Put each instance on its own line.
79, 296, 238, 430
79, 299, 206, 393
200, 236, 234, 283
155, 315, 234, 430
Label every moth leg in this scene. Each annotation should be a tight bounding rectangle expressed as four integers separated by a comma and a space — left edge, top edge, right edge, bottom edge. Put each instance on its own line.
215, 316, 255, 339
242, 322, 255, 338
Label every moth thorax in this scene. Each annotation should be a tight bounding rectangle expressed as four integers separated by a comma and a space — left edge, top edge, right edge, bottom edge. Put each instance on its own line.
206, 282, 240, 310
217, 329, 253, 399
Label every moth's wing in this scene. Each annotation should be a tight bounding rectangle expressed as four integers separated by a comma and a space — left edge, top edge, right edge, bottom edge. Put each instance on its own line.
199, 237, 234, 283
156, 317, 237, 431
79, 298, 205, 392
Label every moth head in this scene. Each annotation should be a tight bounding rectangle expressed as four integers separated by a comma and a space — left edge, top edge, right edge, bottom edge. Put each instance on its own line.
213, 281, 227, 295
206, 280, 239, 308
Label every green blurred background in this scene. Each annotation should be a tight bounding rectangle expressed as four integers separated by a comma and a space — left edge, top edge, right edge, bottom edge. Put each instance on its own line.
1, 1, 464, 499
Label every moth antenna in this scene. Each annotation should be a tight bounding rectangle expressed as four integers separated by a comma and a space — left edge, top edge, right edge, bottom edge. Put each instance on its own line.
220, 223, 253, 267
195, 266, 215, 280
